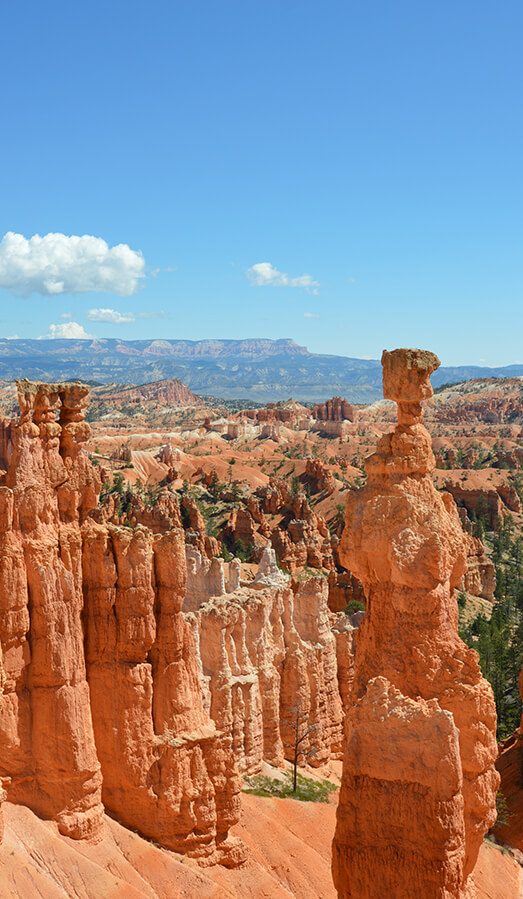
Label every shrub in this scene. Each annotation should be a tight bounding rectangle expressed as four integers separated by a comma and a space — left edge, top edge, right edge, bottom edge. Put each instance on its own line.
345, 599, 365, 616
494, 790, 510, 829
242, 771, 336, 803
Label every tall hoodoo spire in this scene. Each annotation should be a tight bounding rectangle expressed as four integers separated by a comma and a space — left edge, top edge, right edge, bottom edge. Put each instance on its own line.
333, 348, 499, 898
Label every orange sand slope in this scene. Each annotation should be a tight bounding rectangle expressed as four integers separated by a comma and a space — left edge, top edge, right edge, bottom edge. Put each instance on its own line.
0, 797, 520, 899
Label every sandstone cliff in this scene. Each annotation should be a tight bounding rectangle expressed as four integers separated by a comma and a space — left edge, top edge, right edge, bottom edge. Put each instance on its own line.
312, 396, 355, 422
187, 546, 348, 774
0, 378, 352, 871
0, 381, 104, 840
82, 522, 244, 865
0, 380, 245, 866
92, 377, 203, 409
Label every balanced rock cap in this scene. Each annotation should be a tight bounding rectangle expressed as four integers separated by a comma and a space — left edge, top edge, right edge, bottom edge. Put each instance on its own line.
381, 348, 440, 405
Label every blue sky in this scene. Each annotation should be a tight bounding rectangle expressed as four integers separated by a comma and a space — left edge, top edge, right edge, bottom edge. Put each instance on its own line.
0, 1, 521, 365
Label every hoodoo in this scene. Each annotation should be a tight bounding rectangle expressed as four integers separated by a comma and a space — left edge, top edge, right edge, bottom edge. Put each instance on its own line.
0, 380, 245, 865
332, 349, 499, 898
82, 522, 245, 865
0, 381, 104, 839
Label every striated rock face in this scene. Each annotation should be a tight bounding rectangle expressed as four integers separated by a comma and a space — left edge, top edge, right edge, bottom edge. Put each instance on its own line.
339, 677, 469, 897
0, 381, 104, 840
239, 401, 310, 428
187, 547, 345, 775
82, 522, 245, 865
313, 396, 355, 422
95, 377, 202, 409
0, 380, 245, 866
443, 482, 510, 529
185, 545, 241, 611
0, 376, 354, 869
333, 349, 499, 898
331, 617, 356, 711
462, 534, 496, 601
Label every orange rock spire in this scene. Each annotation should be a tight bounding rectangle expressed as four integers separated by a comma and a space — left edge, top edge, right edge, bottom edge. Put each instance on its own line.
0, 380, 245, 864
0, 381, 103, 839
333, 349, 499, 898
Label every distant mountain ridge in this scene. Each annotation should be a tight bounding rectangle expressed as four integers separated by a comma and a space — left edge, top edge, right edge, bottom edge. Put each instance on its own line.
0, 338, 521, 402
94, 377, 203, 407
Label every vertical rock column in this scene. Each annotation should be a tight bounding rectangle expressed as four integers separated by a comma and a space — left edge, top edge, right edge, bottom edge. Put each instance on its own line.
0, 381, 103, 839
280, 577, 344, 764
193, 550, 345, 775
332, 349, 499, 898
0, 629, 5, 841
82, 521, 245, 865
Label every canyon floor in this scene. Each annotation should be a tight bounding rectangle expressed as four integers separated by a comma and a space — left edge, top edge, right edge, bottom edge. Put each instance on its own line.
1, 793, 520, 899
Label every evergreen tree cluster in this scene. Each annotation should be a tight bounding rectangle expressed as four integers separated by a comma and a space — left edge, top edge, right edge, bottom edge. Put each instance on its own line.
460, 514, 523, 740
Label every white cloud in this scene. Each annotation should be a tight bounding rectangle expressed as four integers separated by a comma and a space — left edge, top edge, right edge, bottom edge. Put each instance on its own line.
47, 321, 93, 339
247, 262, 319, 293
0, 231, 145, 296
87, 307, 135, 323
151, 265, 176, 277
304, 312, 319, 319
60, 311, 73, 320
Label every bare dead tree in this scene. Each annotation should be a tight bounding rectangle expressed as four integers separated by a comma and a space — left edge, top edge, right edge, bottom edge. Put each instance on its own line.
282, 704, 319, 793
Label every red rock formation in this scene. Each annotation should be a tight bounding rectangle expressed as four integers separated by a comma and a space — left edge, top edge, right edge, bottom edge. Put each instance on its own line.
305, 458, 336, 495
238, 401, 310, 428
337, 676, 470, 897
0, 380, 245, 866
257, 477, 291, 513
186, 547, 345, 774
327, 569, 365, 613
220, 476, 336, 572
331, 617, 356, 710
0, 789, 521, 899
223, 507, 266, 553
181, 492, 220, 557
462, 534, 496, 601
313, 396, 355, 422
443, 482, 510, 529
0, 381, 104, 840
429, 379, 523, 425
95, 481, 182, 533
155, 441, 181, 468
97, 377, 202, 408
82, 522, 245, 865
185, 545, 240, 611
270, 491, 335, 573
333, 349, 499, 898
